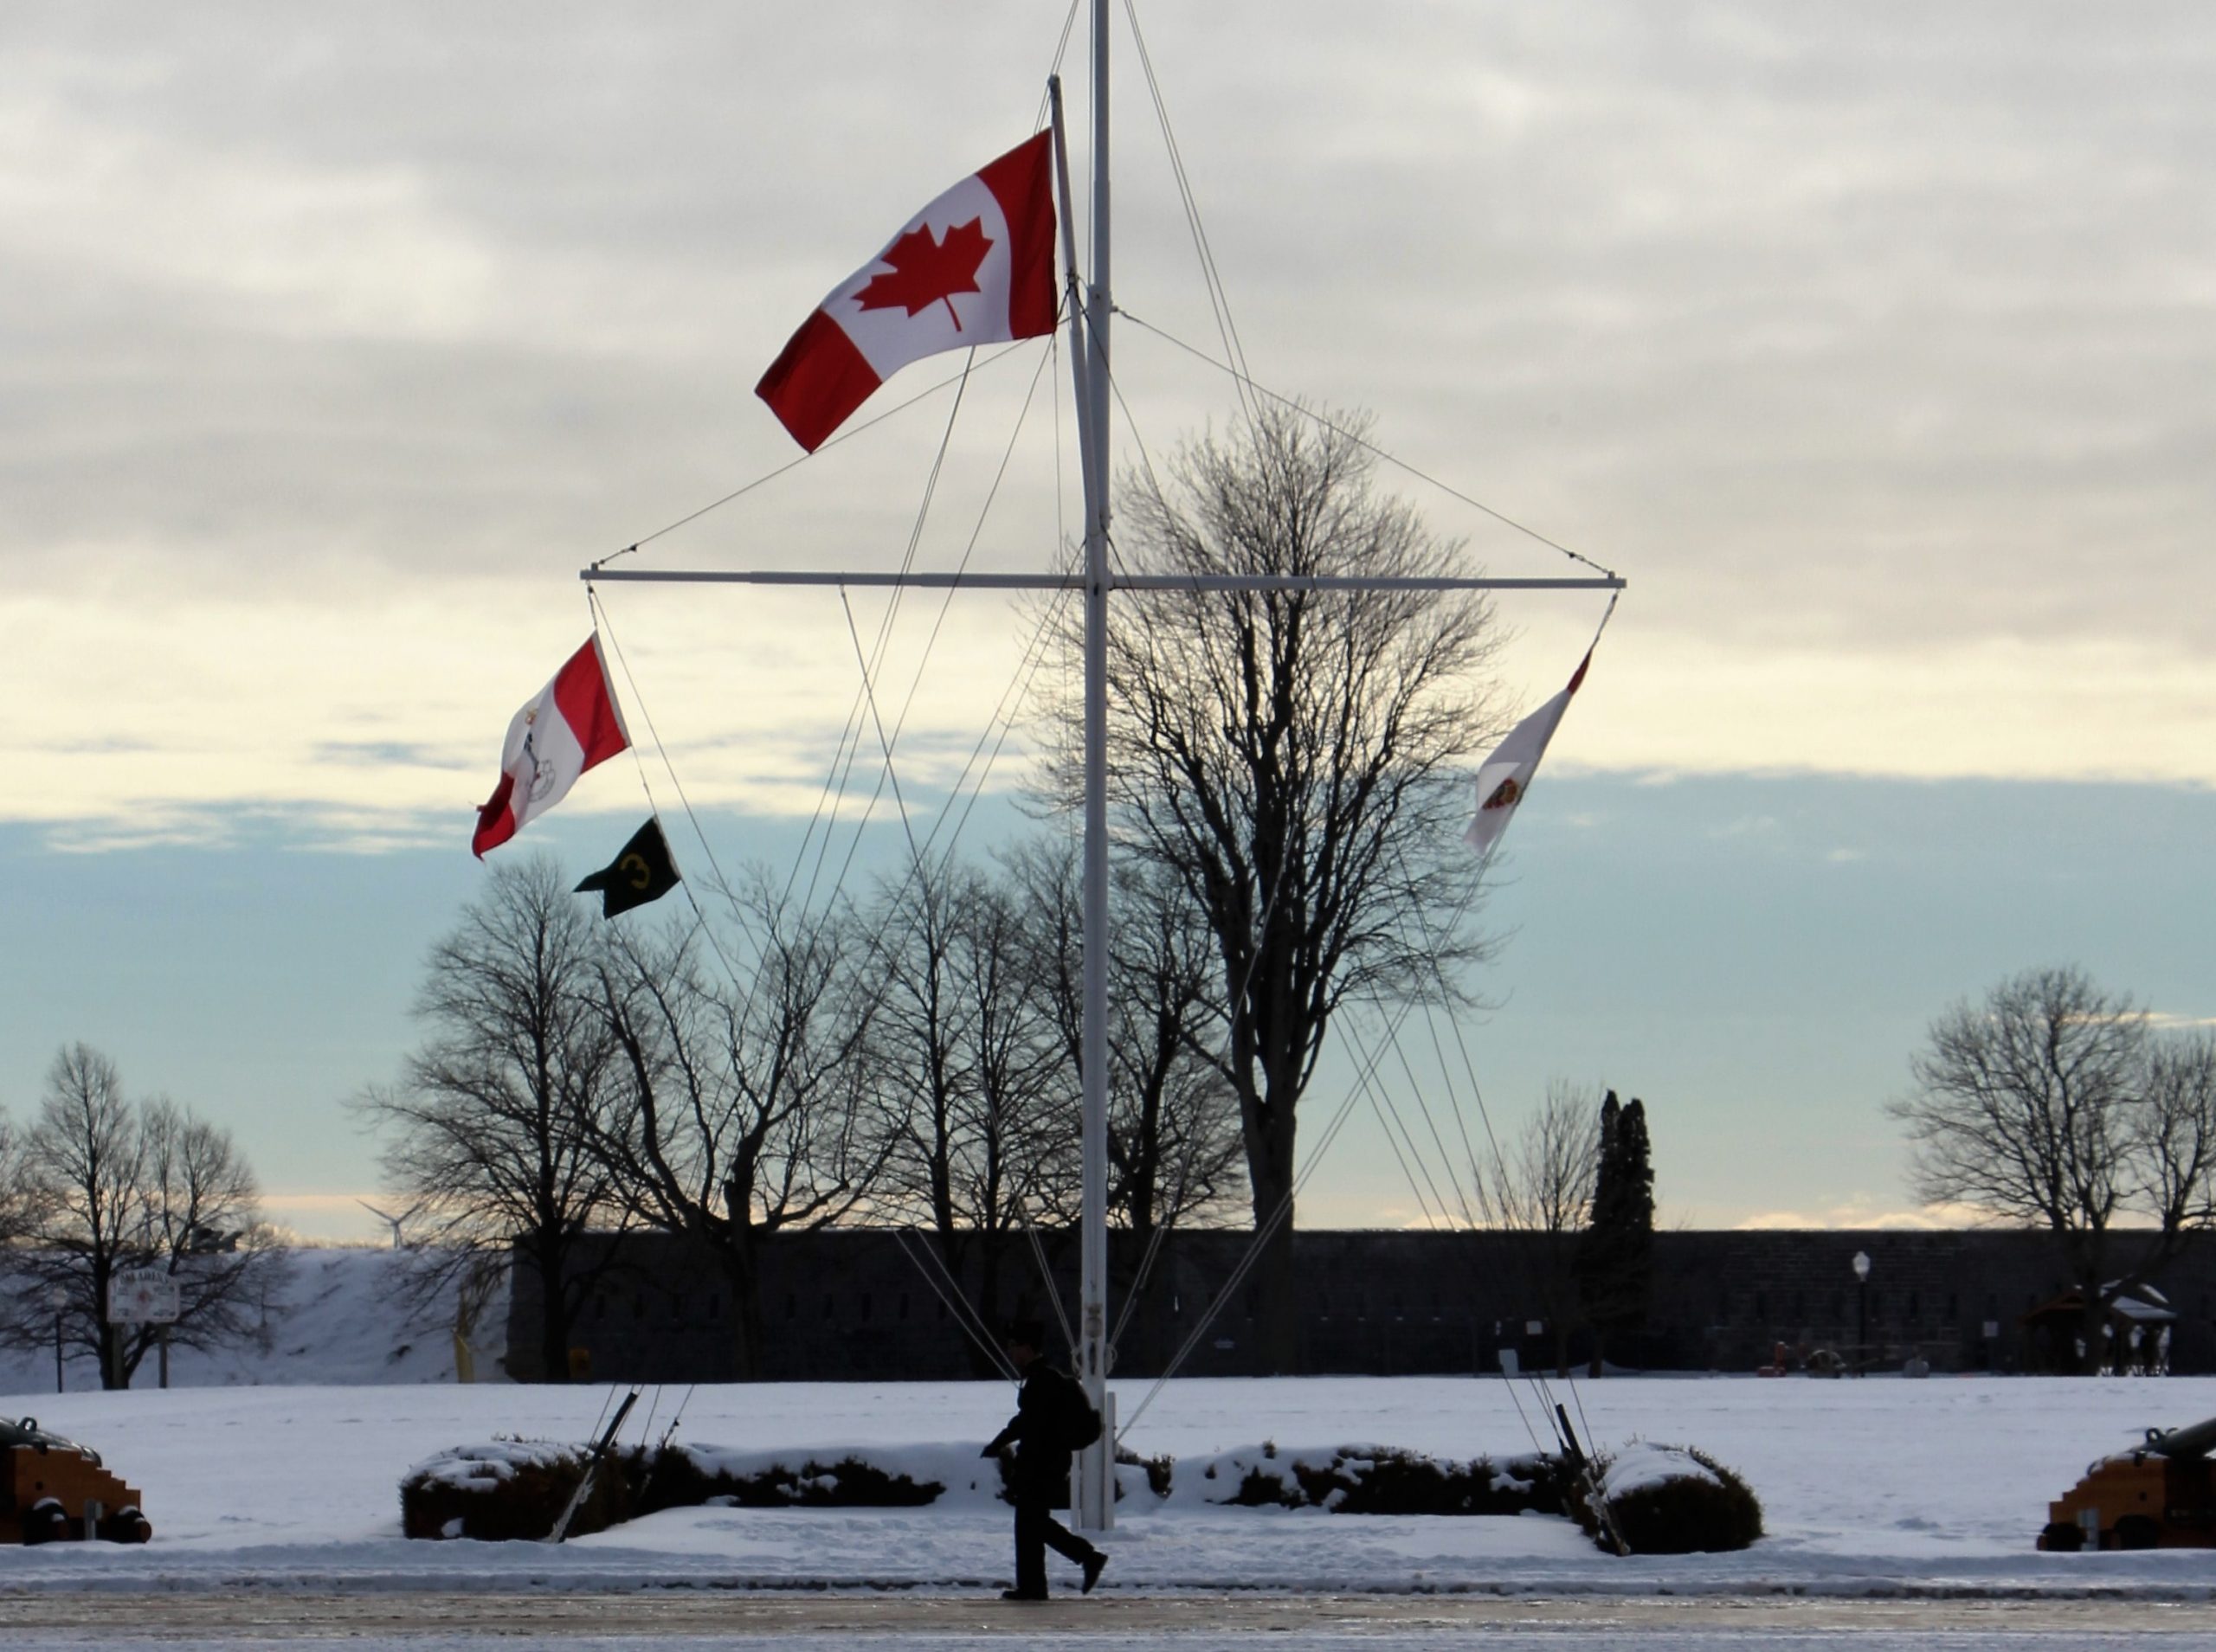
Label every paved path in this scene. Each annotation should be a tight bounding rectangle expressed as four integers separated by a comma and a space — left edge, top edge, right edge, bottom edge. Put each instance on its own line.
6, 1590, 2216, 1647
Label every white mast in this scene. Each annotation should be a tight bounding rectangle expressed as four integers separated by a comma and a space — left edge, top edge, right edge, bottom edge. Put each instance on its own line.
1072, 0, 1116, 1534
582, 0, 1622, 1543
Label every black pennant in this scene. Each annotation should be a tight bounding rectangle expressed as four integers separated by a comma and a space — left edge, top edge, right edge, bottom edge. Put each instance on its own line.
575, 818, 680, 918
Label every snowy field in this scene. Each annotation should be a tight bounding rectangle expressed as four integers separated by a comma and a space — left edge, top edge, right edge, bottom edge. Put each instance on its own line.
5, 1253, 2216, 1644
4, 1365, 2216, 1598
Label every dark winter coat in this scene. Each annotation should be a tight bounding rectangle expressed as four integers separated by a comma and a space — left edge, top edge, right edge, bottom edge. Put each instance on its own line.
986, 1360, 1091, 1493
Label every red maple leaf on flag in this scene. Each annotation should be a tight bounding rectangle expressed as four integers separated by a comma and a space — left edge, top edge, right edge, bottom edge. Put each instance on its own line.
854, 218, 994, 329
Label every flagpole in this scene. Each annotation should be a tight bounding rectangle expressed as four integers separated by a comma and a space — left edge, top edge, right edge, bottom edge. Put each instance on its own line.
1072, 0, 1116, 1537
573, 1, 1627, 1546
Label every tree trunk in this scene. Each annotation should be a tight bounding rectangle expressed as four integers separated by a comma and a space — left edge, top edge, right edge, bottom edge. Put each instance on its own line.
538, 1250, 575, 1384
722, 1234, 764, 1382
1245, 1128, 1300, 1372
1249, 1217, 1299, 1372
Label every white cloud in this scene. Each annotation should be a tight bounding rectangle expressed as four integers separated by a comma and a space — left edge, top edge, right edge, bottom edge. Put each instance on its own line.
3, 3, 2213, 839
1730, 1199, 1968, 1232
2, 578, 1051, 844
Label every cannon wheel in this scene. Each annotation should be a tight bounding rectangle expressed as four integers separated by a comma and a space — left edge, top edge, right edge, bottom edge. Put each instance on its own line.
2039, 1520, 2084, 1552
2114, 1515, 2161, 1551
20, 1499, 68, 1546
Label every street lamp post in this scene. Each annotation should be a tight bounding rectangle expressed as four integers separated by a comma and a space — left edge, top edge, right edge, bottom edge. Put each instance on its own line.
1852, 1251, 1871, 1378
48, 1284, 68, 1393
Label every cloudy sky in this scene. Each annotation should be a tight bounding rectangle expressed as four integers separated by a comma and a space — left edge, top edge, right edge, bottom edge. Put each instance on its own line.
3, 3, 2209, 1244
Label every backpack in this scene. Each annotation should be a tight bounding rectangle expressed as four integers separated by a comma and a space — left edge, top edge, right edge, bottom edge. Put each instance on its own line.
1047, 1368, 1104, 1451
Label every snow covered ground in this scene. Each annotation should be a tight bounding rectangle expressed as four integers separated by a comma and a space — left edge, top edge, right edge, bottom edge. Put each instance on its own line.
3, 1249, 2215, 1638
4, 1362, 2216, 1597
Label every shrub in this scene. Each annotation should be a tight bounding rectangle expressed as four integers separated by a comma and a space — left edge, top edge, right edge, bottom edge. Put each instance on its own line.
1572, 1443, 1763, 1554
1208, 1445, 1571, 1516
401, 1442, 624, 1542
402, 1443, 943, 1541
1125, 1446, 1175, 1501
640, 1452, 942, 1513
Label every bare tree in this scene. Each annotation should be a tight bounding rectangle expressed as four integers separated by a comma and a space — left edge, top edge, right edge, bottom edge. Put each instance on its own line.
138, 1099, 285, 1376
863, 854, 1071, 1365
11, 1045, 145, 1385
1891, 966, 2216, 1372
2, 1045, 283, 1387
596, 875, 887, 1379
1006, 839, 1246, 1242
353, 854, 632, 1382
1476, 1079, 1600, 1375
1038, 402, 1504, 1369
0, 1109, 45, 1245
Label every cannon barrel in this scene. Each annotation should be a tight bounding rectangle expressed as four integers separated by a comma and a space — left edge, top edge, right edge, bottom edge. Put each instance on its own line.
0, 1416, 100, 1464
2145, 1415, 2216, 1459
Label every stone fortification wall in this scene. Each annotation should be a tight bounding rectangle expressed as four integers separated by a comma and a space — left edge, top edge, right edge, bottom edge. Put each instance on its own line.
506, 1227, 2216, 1383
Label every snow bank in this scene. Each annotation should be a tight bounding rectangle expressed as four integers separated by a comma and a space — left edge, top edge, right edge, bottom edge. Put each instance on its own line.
1, 1316, 2213, 1599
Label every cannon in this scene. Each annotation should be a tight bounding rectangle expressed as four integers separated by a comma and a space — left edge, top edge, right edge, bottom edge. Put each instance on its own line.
2039, 1414, 2216, 1552
1, 1417, 151, 1545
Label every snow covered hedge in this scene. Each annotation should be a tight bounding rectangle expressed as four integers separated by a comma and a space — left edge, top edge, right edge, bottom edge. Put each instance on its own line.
402, 1437, 1758, 1551
404, 1439, 1581, 1540
401, 1442, 977, 1541
1572, 1443, 1764, 1555
1195, 1442, 1572, 1516
400, 1439, 627, 1542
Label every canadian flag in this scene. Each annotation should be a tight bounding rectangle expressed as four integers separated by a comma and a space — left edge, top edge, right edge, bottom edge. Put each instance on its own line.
756, 131, 1059, 452
472, 636, 631, 858
1462, 650, 1591, 861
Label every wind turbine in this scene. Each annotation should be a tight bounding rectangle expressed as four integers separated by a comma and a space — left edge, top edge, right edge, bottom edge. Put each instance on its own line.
357, 1199, 420, 1250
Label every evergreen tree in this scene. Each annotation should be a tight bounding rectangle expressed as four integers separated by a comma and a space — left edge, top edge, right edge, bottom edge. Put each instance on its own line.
1575, 1090, 1655, 1374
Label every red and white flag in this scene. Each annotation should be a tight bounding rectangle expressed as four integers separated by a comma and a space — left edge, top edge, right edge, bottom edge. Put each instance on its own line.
756, 131, 1058, 452
1463, 651, 1591, 861
472, 636, 630, 858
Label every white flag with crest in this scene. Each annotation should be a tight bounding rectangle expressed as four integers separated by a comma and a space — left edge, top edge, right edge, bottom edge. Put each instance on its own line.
1463, 650, 1591, 860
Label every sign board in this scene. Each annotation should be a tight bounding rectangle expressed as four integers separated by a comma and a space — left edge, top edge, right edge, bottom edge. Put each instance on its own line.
107, 1269, 181, 1325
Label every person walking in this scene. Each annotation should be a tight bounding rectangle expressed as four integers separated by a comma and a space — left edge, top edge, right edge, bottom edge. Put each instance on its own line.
981, 1318, 1107, 1600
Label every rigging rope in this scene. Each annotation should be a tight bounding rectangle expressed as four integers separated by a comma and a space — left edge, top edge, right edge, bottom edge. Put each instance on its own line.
1023, 1215, 1081, 1360
1116, 594, 1621, 1435
572, 19, 1633, 1456
585, 328, 1094, 1357
589, 342, 1042, 573
1113, 310, 1621, 582
892, 1226, 1021, 1383
588, 592, 756, 995
1118, 0, 1256, 425
784, 350, 980, 955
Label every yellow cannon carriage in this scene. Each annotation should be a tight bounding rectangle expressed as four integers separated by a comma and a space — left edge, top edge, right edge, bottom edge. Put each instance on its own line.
2040, 1413, 2216, 1552
2, 1417, 151, 1545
